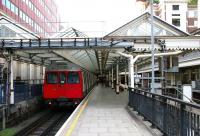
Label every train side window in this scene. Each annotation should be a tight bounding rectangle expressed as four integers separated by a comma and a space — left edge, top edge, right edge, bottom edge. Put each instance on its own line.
46, 73, 58, 84
67, 72, 80, 84
60, 73, 66, 84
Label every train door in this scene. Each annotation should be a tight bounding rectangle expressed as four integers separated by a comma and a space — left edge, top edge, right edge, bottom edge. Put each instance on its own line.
44, 72, 59, 98
66, 71, 83, 98
58, 72, 67, 97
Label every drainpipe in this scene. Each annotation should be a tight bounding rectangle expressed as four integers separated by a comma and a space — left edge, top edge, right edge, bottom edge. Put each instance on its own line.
117, 52, 134, 88
118, 51, 182, 91
125, 68, 127, 91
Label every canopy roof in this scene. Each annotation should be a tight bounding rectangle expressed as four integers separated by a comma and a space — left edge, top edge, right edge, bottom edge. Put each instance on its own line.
0, 16, 39, 39
53, 27, 88, 38
1, 12, 200, 74
104, 12, 189, 40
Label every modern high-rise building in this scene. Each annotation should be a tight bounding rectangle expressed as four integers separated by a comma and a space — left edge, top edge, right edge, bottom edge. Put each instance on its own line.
0, 0, 60, 37
198, 0, 200, 28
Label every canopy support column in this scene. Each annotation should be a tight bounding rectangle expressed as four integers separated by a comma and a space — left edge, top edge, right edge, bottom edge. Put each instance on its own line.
112, 67, 114, 89
116, 63, 119, 94
9, 52, 14, 104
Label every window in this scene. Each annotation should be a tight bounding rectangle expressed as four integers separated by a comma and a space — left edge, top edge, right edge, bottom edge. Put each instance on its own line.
19, 10, 23, 19
5, 0, 11, 9
188, 11, 195, 18
10, 3, 15, 13
172, 5, 179, 10
194, 11, 198, 18
172, 14, 180, 16
67, 72, 80, 84
194, 21, 198, 27
60, 73, 66, 84
172, 18, 180, 26
46, 73, 58, 84
15, 7, 19, 15
2, 0, 6, 6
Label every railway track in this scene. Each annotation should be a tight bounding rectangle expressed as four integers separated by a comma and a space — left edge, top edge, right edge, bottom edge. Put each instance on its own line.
15, 109, 72, 136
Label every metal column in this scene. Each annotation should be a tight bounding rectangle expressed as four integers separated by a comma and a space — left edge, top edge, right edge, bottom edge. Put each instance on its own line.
150, 0, 155, 93
116, 63, 119, 94
112, 67, 114, 89
9, 53, 14, 104
40, 66, 44, 84
109, 71, 111, 87
27, 64, 31, 84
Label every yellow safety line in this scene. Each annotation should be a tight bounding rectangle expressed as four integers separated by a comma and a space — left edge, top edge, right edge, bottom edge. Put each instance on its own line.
65, 97, 90, 136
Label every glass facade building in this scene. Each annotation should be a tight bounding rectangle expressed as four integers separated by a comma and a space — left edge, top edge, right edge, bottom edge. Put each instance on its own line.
0, 0, 60, 37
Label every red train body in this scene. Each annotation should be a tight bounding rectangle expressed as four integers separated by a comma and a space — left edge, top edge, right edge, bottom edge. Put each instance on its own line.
43, 70, 93, 106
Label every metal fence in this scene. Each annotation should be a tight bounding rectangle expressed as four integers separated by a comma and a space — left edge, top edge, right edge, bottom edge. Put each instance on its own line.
0, 79, 43, 104
129, 87, 200, 136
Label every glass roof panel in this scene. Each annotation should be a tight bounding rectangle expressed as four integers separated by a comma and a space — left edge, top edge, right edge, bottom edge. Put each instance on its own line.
125, 21, 175, 36
105, 12, 189, 38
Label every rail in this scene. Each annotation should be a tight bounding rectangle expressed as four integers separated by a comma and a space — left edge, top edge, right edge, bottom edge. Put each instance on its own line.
128, 87, 200, 136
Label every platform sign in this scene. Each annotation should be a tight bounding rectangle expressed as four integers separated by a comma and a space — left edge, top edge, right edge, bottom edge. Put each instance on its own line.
183, 85, 192, 102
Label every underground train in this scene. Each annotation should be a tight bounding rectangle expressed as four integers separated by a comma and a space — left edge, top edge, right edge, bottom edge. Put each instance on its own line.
43, 69, 96, 106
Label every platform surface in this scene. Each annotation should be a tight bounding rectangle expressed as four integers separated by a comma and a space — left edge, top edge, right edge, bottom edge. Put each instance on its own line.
62, 85, 156, 136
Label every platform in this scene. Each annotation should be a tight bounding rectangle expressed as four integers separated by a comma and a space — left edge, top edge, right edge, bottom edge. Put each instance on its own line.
56, 85, 157, 136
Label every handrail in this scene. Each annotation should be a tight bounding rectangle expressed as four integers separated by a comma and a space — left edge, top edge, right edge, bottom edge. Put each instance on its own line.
129, 87, 200, 109
129, 87, 200, 135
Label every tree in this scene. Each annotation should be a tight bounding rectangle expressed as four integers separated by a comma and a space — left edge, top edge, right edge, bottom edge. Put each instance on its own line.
188, 0, 198, 5
153, 0, 159, 4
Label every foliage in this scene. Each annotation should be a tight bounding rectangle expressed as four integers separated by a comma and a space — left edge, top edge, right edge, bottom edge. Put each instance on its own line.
0, 128, 17, 136
188, 0, 198, 5
153, 0, 160, 4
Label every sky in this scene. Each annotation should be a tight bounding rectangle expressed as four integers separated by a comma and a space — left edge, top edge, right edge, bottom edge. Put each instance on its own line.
55, 0, 140, 37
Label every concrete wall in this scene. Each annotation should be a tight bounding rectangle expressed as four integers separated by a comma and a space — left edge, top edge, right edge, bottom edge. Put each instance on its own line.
0, 58, 45, 82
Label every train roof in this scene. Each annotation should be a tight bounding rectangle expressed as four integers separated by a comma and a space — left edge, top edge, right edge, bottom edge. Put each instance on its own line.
45, 69, 82, 72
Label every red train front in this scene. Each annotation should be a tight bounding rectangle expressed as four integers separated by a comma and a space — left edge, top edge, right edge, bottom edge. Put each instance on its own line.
43, 70, 83, 106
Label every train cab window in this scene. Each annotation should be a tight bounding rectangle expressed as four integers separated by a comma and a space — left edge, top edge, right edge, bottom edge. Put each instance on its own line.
67, 72, 80, 84
46, 73, 58, 84
60, 73, 66, 84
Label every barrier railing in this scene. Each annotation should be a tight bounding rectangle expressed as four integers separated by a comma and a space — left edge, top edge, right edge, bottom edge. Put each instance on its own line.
128, 87, 200, 136
0, 79, 43, 104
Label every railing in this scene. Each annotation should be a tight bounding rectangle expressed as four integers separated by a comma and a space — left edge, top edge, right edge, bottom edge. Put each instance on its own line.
129, 87, 200, 136
0, 79, 43, 104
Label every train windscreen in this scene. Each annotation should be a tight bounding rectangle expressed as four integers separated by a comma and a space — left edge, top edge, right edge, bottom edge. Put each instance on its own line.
67, 72, 80, 84
46, 73, 58, 84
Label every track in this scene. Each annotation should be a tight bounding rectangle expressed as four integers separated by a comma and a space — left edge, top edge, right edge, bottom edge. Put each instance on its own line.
15, 108, 73, 136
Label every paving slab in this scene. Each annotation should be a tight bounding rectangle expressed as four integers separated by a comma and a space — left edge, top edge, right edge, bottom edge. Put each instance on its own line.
69, 85, 156, 136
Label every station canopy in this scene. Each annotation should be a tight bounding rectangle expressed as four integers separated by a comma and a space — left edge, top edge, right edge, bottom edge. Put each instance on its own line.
1, 12, 199, 73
